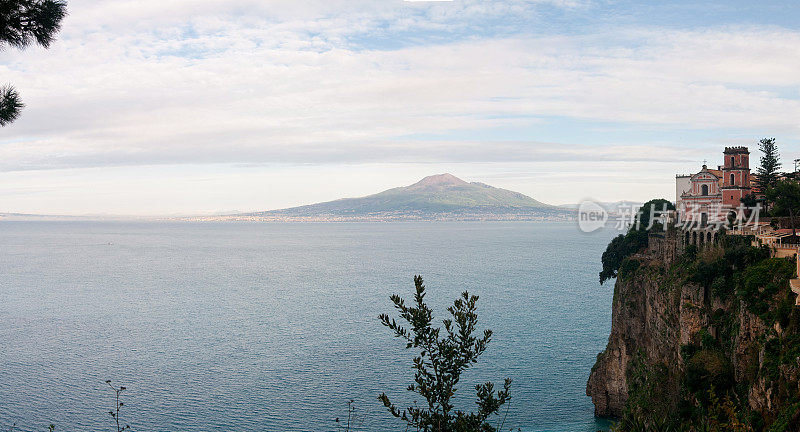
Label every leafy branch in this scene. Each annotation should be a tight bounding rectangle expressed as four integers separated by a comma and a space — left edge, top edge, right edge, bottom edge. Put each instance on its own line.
105, 380, 131, 432
378, 275, 512, 432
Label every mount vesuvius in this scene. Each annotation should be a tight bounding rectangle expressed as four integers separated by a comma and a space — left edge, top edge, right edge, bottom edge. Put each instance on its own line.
233, 174, 573, 221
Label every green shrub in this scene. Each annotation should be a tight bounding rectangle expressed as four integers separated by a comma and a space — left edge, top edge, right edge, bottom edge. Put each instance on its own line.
700, 328, 718, 350
762, 338, 783, 382
618, 258, 641, 280
681, 343, 700, 361
598, 198, 675, 285
777, 297, 793, 329
620, 351, 680, 430
767, 401, 800, 432
600, 230, 648, 284
738, 258, 795, 320
723, 238, 769, 270
685, 349, 734, 398
685, 244, 698, 260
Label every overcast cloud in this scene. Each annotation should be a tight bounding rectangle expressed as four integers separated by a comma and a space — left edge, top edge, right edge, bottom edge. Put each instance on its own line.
2, 0, 800, 214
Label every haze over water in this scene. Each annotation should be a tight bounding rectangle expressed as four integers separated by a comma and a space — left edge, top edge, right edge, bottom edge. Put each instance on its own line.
0, 221, 615, 432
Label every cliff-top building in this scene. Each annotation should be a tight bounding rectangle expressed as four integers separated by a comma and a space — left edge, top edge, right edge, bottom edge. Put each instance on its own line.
676, 146, 751, 224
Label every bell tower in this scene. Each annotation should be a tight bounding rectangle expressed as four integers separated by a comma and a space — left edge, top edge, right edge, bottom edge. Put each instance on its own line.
721, 146, 750, 209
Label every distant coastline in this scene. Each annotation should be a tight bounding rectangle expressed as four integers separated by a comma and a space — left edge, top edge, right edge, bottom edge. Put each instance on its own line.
0, 212, 576, 223
2, 174, 642, 223
178, 211, 576, 223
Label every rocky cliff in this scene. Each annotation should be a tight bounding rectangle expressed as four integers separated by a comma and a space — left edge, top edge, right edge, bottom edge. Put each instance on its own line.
587, 231, 800, 430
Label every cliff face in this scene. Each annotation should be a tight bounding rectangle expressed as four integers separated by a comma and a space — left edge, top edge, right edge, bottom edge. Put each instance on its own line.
586, 232, 800, 428
586, 251, 696, 417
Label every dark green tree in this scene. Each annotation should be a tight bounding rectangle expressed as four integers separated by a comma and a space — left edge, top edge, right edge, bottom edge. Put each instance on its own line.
378, 276, 512, 432
766, 179, 800, 237
599, 199, 675, 284
767, 179, 800, 218
740, 193, 758, 209
599, 230, 647, 284
755, 138, 782, 194
0, 0, 67, 126
635, 198, 675, 231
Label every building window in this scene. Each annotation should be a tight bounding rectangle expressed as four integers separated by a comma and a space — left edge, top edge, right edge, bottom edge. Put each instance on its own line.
701, 184, 709, 196
731, 156, 735, 166
730, 173, 735, 185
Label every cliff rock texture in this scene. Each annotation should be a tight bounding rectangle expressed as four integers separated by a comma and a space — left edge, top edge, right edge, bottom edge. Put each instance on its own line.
586, 253, 695, 417
587, 232, 800, 430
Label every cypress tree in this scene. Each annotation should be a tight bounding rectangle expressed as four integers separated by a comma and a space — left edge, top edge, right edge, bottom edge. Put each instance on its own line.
755, 137, 782, 193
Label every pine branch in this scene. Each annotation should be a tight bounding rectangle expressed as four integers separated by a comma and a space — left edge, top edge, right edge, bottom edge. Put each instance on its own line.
0, 85, 23, 126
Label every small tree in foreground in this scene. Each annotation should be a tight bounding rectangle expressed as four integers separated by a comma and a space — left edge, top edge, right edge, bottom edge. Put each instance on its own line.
105, 380, 130, 432
378, 276, 511, 432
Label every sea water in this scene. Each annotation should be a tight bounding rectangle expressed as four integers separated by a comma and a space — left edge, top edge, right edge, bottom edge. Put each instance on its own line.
0, 221, 616, 432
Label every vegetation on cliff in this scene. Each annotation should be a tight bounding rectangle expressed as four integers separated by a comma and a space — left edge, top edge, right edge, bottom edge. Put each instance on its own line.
599, 198, 675, 285
592, 140, 800, 430
592, 221, 800, 431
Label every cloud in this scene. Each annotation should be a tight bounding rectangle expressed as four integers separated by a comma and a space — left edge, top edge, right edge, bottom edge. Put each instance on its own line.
1, 1, 799, 173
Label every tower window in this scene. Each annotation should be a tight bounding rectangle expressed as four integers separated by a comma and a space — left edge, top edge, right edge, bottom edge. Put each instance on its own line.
730, 173, 735, 185
731, 156, 735, 166
701, 184, 709, 196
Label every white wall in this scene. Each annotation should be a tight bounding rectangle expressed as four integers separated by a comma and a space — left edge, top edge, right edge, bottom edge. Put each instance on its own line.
676, 176, 691, 206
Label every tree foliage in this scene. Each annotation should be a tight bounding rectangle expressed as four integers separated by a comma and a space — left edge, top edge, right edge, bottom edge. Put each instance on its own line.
635, 198, 675, 231
739, 258, 795, 318
755, 138, 782, 193
741, 192, 759, 209
766, 179, 800, 218
615, 351, 679, 431
0, 85, 23, 126
378, 276, 511, 432
611, 231, 800, 431
599, 230, 647, 284
0, 0, 67, 126
599, 198, 675, 284
0, 0, 67, 48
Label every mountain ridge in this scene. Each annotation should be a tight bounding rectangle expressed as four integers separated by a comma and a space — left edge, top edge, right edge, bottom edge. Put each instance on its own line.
239, 173, 570, 221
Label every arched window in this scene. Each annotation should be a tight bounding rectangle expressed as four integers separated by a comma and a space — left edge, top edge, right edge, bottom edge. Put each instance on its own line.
701, 184, 709, 196
731, 156, 735, 166
730, 173, 735, 185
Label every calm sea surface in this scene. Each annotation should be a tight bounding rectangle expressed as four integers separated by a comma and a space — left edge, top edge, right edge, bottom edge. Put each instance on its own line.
0, 221, 616, 432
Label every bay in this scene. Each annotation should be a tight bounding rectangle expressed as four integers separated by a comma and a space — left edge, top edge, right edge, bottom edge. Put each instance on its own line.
0, 221, 616, 432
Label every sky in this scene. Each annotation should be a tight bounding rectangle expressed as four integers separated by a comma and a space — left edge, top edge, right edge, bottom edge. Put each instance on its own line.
2, 0, 800, 215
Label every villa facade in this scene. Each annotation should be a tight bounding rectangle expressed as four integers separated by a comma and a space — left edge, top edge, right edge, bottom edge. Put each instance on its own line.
676, 146, 752, 226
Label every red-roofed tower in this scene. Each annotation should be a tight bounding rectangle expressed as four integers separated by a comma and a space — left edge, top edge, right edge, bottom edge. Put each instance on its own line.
721, 147, 751, 209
